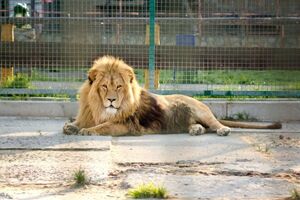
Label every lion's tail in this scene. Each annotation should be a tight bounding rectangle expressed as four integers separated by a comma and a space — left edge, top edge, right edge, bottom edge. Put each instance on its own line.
219, 120, 282, 129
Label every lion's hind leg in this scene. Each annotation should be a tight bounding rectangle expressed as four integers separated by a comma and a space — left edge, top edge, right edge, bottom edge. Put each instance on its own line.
63, 122, 80, 135
204, 120, 231, 136
189, 124, 206, 136
189, 100, 231, 136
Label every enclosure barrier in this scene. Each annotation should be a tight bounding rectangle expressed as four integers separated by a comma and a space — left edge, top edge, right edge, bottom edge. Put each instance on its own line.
0, 0, 300, 98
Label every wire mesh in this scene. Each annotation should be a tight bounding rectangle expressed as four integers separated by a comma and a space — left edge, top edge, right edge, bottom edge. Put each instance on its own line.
0, 0, 300, 96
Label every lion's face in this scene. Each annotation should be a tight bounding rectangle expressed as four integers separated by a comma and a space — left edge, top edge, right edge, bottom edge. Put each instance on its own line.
87, 56, 141, 122
98, 73, 125, 115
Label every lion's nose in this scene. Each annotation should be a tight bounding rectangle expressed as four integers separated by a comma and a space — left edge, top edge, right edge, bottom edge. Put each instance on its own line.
108, 98, 116, 103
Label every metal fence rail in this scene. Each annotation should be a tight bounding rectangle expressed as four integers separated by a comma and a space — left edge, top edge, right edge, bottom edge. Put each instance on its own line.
0, 0, 300, 97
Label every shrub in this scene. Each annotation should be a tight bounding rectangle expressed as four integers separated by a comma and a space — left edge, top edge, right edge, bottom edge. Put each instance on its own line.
1, 73, 31, 88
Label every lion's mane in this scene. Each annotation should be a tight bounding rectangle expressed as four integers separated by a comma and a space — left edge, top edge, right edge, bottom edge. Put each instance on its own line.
74, 56, 166, 134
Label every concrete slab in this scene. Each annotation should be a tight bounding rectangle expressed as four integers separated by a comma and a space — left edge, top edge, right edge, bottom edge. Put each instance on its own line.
240, 131, 300, 172
0, 185, 125, 200
0, 150, 111, 185
0, 101, 78, 118
0, 117, 65, 134
125, 173, 297, 200
111, 134, 276, 173
0, 117, 299, 199
110, 125, 300, 199
0, 117, 113, 194
0, 117, 111, 150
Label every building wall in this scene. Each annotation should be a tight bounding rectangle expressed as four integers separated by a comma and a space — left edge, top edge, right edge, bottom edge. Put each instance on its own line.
37, 0, 300, 48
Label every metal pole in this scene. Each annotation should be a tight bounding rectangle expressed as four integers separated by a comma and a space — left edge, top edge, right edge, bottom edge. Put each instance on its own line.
149, 0, 156, 90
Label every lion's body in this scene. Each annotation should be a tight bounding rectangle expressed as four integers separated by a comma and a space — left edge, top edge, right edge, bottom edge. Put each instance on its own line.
63, 56, 281, 136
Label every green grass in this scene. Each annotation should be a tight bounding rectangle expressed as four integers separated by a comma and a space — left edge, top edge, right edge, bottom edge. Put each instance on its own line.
73, 168, 88, 186
1, 69, 298, 100
159, 70, 300, 89
25, 68, 300, 90
128, 182, 168, 199
30, 68, 300, 87
0, 93, 74, 101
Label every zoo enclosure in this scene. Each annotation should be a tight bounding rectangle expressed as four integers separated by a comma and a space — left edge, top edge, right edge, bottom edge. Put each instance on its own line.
0, 0, 300, 97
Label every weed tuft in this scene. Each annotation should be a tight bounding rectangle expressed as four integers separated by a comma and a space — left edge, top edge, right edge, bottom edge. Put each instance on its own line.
290, 188, 300, 200
128, 182, 168, 199
255, 144, 271, 154
73, 168, 87, 186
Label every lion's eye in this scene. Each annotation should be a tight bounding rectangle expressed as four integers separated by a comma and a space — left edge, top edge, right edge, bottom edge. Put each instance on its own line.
117, 85, 122, 89
102, 85, 107, 89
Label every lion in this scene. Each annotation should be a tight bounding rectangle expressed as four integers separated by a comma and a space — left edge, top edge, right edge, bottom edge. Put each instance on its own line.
63, 56, 281, 136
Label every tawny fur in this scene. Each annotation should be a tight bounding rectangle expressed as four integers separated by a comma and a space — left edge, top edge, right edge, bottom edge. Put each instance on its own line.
63, 56, 281, 136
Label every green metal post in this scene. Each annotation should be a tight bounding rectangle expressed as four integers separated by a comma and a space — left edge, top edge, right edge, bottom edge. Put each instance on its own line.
149, 0, 155, 89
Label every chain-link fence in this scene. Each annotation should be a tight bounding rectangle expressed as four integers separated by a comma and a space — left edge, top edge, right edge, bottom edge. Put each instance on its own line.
0, 0, 300, 97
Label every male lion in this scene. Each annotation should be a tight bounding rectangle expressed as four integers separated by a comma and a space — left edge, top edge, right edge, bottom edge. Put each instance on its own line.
63, 56, 281, 136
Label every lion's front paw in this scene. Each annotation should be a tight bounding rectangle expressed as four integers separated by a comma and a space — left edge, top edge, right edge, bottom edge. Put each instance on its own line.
63, 123, 79, 135
216, 126, 231, 136
78, 128, 95, 136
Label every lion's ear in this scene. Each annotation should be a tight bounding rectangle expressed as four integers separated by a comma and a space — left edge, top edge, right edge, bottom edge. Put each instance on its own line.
125, 68, 135, 83
88, 69, 98, 84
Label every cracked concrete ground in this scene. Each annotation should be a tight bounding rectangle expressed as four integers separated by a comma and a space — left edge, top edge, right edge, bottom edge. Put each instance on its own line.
0, 117, 299, 199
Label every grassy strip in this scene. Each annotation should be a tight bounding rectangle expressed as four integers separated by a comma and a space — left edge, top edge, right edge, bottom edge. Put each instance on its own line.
159, 70, 300, 87
28, 69, 300, 90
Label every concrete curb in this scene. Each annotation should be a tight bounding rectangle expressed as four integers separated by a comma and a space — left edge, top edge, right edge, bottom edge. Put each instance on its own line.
0, 101, 78, 118
204, 100, 300, 122
0, 100, 299, 122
